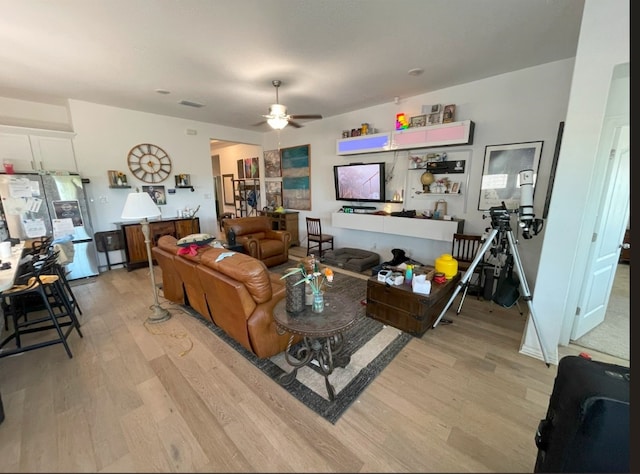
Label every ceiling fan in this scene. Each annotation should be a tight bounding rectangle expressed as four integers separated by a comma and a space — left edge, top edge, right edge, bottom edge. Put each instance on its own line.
255, 80, 322, 129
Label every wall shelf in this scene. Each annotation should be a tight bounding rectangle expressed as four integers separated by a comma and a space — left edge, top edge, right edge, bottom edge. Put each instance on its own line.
331, 212, 464, 242
109, 185, 131, 189
336, 120, 474, 156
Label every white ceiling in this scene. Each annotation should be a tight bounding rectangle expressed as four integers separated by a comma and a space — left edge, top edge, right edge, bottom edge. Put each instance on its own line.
0, 0, 585, 132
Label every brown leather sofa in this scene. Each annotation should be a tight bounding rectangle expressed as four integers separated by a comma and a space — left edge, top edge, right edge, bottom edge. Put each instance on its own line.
222, 216, 291, 268
152, 235, 297, 358
151, 235, 186, 305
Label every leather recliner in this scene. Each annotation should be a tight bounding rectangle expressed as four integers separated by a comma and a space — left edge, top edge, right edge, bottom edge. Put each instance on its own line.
222, 216, 291, 268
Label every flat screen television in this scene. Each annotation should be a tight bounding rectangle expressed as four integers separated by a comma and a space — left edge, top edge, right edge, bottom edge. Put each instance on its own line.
333, 162, 386, 202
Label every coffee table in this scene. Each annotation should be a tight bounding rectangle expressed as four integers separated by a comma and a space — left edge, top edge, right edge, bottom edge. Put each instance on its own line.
366, 267, 461, 337
272, 296, 359, 400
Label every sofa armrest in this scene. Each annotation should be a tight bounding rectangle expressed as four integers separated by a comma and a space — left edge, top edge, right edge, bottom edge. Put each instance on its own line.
244, 237, 261, 259
265, 230, 291, 246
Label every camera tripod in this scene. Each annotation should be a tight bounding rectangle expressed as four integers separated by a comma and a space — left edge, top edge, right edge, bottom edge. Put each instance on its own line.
432, 206, 551, 366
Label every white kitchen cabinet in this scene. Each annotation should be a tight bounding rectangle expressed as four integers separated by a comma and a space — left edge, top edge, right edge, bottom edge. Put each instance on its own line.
0, 126, 78, 172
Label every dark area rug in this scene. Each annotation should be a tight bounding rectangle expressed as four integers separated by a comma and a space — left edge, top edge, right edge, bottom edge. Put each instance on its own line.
184, 264, 412, 424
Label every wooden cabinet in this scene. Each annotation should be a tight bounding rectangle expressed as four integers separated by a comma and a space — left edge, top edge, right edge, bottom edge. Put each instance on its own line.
0, 126, 78, 172
260, 211, 299, 246
331, 212, 463, 242
366, 271, 460, 337
120, 217, 200, 270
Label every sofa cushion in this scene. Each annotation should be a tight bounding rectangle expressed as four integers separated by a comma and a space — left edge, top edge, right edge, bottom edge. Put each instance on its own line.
177, 232, 214, 247
200, 250, 273, 304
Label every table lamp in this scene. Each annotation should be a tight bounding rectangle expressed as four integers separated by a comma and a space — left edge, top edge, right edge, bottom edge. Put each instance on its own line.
121, 192, 171, 323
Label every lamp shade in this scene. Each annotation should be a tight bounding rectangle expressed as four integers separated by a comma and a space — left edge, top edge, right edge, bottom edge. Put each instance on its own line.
267, 116, 288, 130
121, 192, 161, 220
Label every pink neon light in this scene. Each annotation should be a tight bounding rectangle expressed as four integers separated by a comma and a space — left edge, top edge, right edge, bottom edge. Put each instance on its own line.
394, 124, 466, 146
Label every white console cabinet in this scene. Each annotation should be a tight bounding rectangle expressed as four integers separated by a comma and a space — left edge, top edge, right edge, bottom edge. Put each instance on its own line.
0, 126, 78, 172
331, 212, 464, 242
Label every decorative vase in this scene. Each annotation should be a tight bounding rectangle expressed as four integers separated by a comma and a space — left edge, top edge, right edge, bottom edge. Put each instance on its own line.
117, 177, 123, 186
285, 268, 305, 314
312, 292, 325, 313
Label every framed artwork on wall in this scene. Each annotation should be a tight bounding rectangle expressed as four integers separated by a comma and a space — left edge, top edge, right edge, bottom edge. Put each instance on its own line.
237, 159, 244, 179
281, 144, 311, 210
263, 149, 281, 178
265, 180, 283, 208
142, 185, 167, 205
478, 141, 543, 211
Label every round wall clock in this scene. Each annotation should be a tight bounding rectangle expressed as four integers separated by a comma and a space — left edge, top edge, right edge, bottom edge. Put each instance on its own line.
127, 143, 172, 183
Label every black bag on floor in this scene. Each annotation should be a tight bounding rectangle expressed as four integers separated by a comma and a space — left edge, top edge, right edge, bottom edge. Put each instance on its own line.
534, 355, 630, 473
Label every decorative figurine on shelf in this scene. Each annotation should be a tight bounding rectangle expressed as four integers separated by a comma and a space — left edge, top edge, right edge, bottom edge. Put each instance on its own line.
117, 172, 127, 186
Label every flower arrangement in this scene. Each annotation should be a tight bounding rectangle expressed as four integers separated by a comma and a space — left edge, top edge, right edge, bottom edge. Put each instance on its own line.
281, 256, 334, 295
116, 171, 127, 185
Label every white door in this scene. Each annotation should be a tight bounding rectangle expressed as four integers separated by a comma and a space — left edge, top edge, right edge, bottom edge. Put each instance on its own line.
571, 124, 629, 339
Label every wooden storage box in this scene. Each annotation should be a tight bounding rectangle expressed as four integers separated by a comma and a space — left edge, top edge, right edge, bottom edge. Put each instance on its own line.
366, 271, 460, 337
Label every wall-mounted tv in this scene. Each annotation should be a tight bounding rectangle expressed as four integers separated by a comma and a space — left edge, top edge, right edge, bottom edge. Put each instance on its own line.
333, 162, 386, 202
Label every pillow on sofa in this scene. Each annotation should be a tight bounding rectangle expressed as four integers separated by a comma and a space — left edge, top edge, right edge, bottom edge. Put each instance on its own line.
177, 233, 214, 247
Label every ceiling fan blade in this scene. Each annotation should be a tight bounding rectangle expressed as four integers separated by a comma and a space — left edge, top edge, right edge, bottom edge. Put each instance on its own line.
252, 120, 267, 127
289, 114, 323, 120
288, 120, 303, 128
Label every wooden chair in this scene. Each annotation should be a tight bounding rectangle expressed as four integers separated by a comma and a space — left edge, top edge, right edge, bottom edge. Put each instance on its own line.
306, 217, 334, 258
451, 233, 486, 299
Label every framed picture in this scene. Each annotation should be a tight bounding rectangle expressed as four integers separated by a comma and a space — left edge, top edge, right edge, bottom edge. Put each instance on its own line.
142, 185, 167, 205
175, 174, 191, 187
222, 174, 234, 205
281, 144, 311, 210
443, 104, 456, 123
265, 180, 283, 208
450, 181, 460, 194
263, 149, 281, 178
427, 112, 442, 125
478, 141, 543, 211
237, 159, 244, 179
431, 104, 441, 114
410, 114, 426, 128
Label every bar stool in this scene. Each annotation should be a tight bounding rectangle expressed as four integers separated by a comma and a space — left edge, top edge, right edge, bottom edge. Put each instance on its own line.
0, 252, 83, 359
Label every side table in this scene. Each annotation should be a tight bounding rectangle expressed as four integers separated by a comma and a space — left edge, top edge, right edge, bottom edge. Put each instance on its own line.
272, 297, 359, 400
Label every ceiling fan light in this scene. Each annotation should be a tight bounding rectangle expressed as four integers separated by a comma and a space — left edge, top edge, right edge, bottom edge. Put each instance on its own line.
267, 116, 289, 130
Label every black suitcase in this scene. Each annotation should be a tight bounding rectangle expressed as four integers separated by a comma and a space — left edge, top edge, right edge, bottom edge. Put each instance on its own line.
534, 355, 630, 473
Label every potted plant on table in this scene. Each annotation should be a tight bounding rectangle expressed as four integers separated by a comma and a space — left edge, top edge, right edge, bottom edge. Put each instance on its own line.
281, 256, 334, 313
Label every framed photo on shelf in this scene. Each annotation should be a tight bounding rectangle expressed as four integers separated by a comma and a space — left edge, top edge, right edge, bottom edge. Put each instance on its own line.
450, 181, 460, 194
410, 114, 426, 128
443, 104, 456, 123
175, 174, 191, 187
478, 141, 543, 211
427, 112, 442, 125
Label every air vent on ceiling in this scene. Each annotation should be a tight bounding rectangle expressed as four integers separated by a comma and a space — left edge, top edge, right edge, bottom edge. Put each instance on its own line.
178, 100, 204, 108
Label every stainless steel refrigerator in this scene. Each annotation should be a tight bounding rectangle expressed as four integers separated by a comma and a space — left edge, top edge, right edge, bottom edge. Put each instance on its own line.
0, 172, 99, 280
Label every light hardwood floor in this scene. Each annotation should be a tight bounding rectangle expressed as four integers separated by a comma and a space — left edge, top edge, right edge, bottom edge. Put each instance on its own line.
0, 256, 627, 473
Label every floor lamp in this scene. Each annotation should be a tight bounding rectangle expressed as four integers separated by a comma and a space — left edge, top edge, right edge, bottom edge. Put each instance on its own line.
121, 192, 171, 324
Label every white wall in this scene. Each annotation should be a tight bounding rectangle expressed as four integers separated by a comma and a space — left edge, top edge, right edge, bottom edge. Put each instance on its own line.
521, 0, 629, 362
0, 0, 626, 363
261, 59, 574, 277
67, 100, 262, 268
